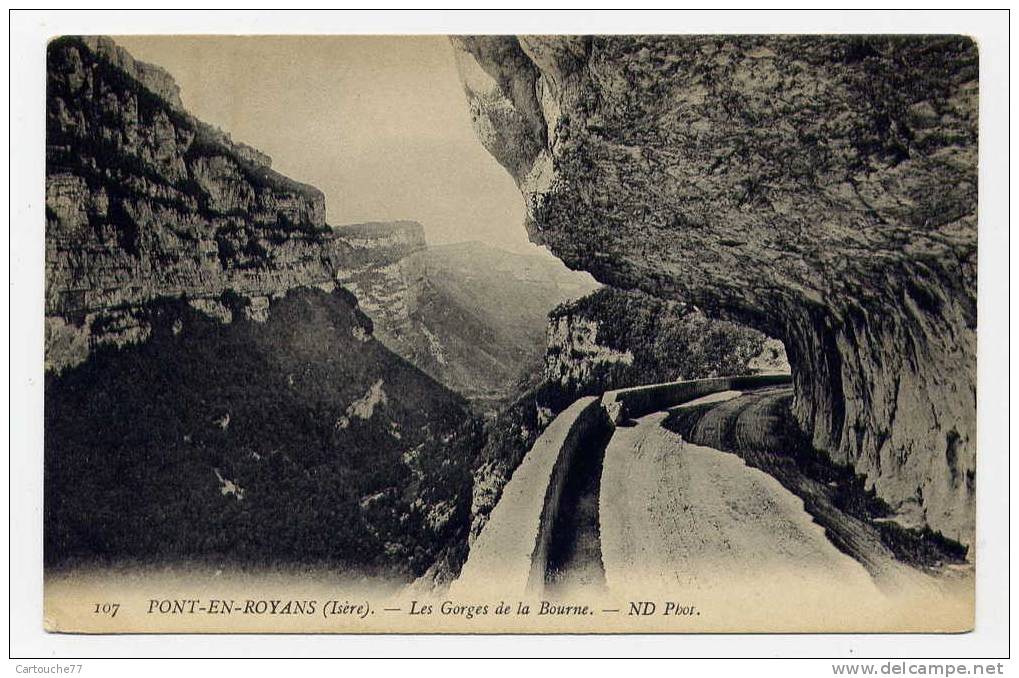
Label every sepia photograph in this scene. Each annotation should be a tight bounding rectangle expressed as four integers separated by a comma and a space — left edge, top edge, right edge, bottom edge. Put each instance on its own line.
9, 7, 1011, 666
39, 30, 980, 634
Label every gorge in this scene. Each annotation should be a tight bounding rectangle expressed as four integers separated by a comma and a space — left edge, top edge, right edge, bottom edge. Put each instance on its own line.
45, 35, 782, 581
43, 32, 975, 592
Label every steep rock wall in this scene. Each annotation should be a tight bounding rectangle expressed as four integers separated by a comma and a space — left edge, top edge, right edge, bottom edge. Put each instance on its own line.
545, 286, 781, 397
452, 35, 977, 545
333, 221, 428, 269
46, 36, 339, 371
333, 221, 429, 357
44, 38, 484, 575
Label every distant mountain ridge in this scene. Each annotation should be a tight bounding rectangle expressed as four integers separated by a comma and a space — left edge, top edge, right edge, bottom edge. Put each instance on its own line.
337, 233, 599, 412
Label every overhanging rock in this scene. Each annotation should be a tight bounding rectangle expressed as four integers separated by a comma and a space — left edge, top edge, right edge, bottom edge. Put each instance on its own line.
451, 35, 977, 546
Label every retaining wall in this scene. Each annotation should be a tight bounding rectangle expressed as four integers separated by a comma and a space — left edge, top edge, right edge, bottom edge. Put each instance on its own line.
452, 373, 792, 595
450, 396, 605, 596
601, 373, 792, 423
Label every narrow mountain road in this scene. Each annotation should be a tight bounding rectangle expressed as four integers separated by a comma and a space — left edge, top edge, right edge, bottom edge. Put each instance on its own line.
528, 386, 971, 629
597, 391, 880, 598
663, 387, 968, 592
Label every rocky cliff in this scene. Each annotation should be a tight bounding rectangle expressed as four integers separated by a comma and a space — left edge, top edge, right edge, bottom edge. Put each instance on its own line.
46, 36, 338, 372
44, 36, 483, 576
452, 35, 977, 546
333, 220, 428, 269
332, 221, 429, 354
545, 287, 782, 397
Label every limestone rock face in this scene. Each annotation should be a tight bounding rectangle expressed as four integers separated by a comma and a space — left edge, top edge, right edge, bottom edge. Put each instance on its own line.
333, 221, 429, 358
44, 38, 487, 575
74, 36, 185, 109
333, 221, 428, 265
452, 35, 977, 546
544, 287, 777, 397
46, 36, 335, 371
338, 229, 598, 412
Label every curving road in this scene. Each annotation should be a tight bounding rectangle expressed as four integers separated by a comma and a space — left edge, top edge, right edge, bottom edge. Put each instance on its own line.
471, 383, 972, 629
597, 391, 880, 597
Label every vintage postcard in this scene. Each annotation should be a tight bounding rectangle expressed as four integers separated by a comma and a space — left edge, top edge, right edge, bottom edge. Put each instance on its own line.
42, 33, 977, 634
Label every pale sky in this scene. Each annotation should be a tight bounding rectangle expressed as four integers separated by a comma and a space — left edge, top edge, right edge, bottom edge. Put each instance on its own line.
114, 35, 538, 254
